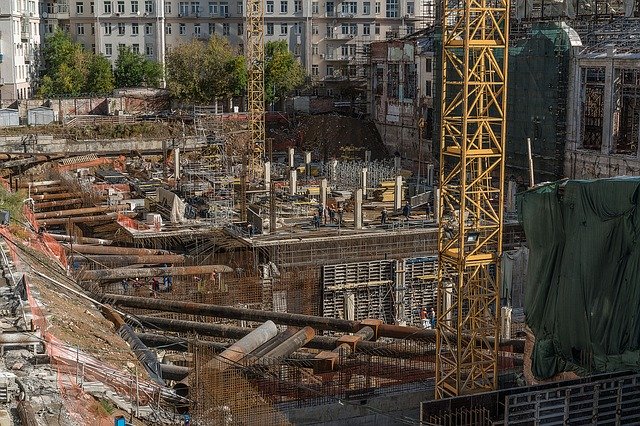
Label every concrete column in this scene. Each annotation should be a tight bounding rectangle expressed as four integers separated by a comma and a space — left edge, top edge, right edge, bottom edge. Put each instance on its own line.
344, 293, 355, 321
320, 178, 328, 207
601, 54, 615, 155
288, 147, 295, 168
365, 150, 371, 163
289, 169, 297, 196
264, 161, 271, 186
434, 187, 441, 225
174, 148, 180, 179
354, 188, 363, 229
394, 175, 403, 211
394, 259, 406, 326
361, 168, 368, 200
394, 155, 401, 171
331, 159, 338, 183
305, 151, 312, 177
427, 164, 434, 187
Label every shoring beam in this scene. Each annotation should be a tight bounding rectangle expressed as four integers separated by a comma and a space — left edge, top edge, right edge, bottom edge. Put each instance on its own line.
71, 254, 185, 265
81, 265, 232, 281
45, 234, 113, 245
64, 244, 171, 256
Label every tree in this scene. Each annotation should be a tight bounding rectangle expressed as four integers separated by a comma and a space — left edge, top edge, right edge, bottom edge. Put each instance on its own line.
265, 41, 306, 103
86, 54, 115, 94
166, 36, 247, 103
114, 46, 162, 88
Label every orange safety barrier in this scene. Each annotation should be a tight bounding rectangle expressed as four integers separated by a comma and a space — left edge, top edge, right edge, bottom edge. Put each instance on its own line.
117, 213, 148, 231
22, 204, 39, 232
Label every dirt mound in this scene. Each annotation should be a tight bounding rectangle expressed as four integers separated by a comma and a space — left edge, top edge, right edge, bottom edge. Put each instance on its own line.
269, 114, 389, 161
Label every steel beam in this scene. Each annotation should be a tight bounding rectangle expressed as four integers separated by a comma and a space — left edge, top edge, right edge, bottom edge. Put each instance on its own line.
81, 265, 232, 281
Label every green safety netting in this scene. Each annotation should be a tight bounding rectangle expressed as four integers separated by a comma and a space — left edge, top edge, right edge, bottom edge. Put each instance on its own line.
517, 177, 640, 379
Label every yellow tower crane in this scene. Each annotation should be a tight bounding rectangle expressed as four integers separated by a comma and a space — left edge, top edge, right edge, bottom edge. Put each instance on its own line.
435, 0, 510, 399
246, 0, 265, 181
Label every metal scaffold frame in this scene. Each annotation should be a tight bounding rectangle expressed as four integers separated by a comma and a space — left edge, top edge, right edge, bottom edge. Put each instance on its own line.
246, 0, 265, 181
436, 0, 510, 398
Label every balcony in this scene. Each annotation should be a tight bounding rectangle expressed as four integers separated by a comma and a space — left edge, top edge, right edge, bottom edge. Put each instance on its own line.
46, 3, 70, 20
325, 33, 356, 40
325, 11, 335, 17
337, 12, 356, 18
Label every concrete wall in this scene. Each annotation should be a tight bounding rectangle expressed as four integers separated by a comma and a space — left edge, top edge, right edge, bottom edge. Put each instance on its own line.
282, 387, 431, 425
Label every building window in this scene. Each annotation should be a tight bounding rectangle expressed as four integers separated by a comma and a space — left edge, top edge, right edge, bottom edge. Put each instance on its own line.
191, 1, 198, 13
118, 22, 125, 35
326, 1, 334, 14
165, 1, 172, 13
312, 65, 318, 76
363, 23, 370, 35
92, 43, 96, 53
76, 2, 84, 14
312, 1, 318, 13
407, 1, 414, 14
76, 23, 85, 35
326, 65, 334, 76
117, 0, 124, 13
91, 23, 95, 34
118, 43, 126, 52
222, 23, 230, 35
312, 24, 318, 34
105, 43, 112, 55
209, 23, 215, 34
312, 44, 318, 54
104, 22, 112, 35
237, 1, 243, 14
90, 1, 95, 13
165, 23, 172, 34
209, 2, 218, 14
131, 0, 139, 13
192, 23, 200, 35
145, 0, 153, 13
146, 44, 153, 55
406, 24, 414, 34
363, 2, 370, 14
375, 1, 380, 14
237, 23, 243, 35
375, 23, 380, 34
145, 23, 152, 35
266, 22, 274, 35
220, 1, 228, 15
103, 1, 112, 13
385, 0, 397, 17
132, 22, 139, 34
293, 22, 301, 34
280, 23, 288, 34
132, 43, 140, 53
179, 2, 188, 15
341, 2, 357, 14
294, 0, 301, 12
280, 1, 288, 13
179, 23, 186, 35
266, 1, 274, 13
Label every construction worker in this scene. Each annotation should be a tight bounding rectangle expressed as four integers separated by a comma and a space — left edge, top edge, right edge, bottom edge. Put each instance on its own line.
420, 307, 429, 329
402, 201, 411, 220
381, 208, 388, 225
429, 307, 436, 329
313, 213, 320, 229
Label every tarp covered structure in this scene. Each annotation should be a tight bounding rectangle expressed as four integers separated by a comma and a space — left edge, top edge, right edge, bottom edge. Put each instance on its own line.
517, 177, 640, 379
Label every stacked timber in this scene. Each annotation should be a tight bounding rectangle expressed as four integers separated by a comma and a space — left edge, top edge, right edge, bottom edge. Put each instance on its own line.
371, 180, 396, 202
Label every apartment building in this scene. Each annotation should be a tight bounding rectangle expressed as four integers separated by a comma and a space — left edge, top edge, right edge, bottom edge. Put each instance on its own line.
0, 0, 42, 100
40, 0, 433, 96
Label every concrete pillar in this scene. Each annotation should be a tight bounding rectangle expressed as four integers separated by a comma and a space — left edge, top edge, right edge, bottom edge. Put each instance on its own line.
361, 168, 368, 200
305, 151, 312, 177
288, 147, 295, 168
354, 188, 363, 229
427, 164, 434, 187
501, 306, 513, 340
264, 161, 271, 186
174, 148, 180, 179
365, 150, 371, 163
394, 259, 406, 326
331, 159, 338, 183
320, 178, 328, 207
394, 155, 401, 171
506, 180, 516, 214
394, 175, 403, 211
434, 187, 441, 225
289, 169, 297, 196
344, 293, 355, 321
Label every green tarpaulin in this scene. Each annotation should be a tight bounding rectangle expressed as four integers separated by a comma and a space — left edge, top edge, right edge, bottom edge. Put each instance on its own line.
517, 177, 640, 379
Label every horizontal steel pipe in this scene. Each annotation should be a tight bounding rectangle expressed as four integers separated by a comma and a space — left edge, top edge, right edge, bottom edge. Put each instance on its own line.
136, 332, 228, 352
65, 244, 171, 256
45, 233, 113, 245
19, 180, 61, 188
39, 213, 124, 226
72, 254, 185, 265
29, 185, 70, 194
82, 265, 232, 281
34, 206, 112, 219
208, 321, 278, 372
34, 198, 84, 209
31, 192, 84, 201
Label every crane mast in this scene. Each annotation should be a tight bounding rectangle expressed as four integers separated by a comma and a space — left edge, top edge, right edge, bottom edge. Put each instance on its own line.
435, 0, 510, 398
246, 0, 265, 181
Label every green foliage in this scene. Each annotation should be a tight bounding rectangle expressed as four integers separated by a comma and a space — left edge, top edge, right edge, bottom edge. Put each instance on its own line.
265, 41, 306, 103
114, 46, 163, 88
86, 54, 115, 94
0, 186, 25, 223
39, 29, 115, 97
166, 36, 247, 103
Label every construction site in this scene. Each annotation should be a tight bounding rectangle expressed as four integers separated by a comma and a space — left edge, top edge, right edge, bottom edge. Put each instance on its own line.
0, 0, 640, 425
